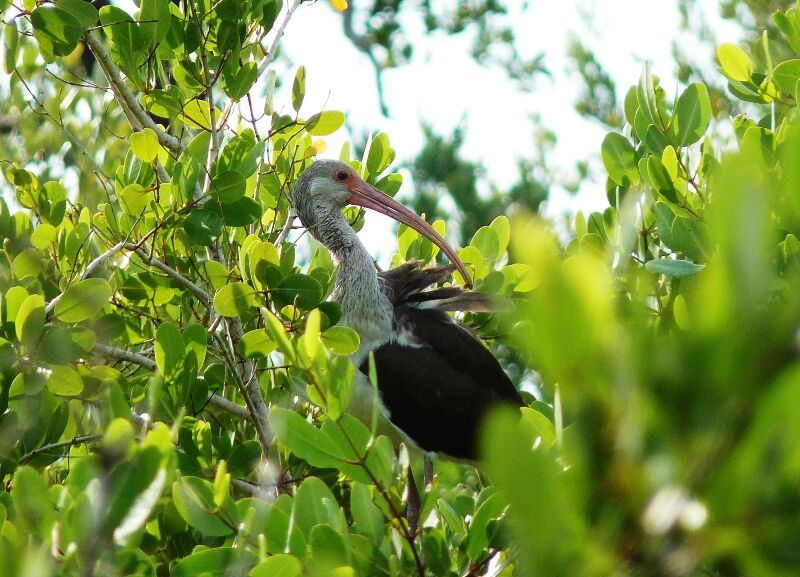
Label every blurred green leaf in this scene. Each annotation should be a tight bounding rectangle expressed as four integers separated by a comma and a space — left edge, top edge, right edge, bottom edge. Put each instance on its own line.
173, 476, 236, 536
718, 42, 752, 82
249, 554, 302, 577
292, 65, 306, 112
173, 548, 256, 577
644, 258, 705, 278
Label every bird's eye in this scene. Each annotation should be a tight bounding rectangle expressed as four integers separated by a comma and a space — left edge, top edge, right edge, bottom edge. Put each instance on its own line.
335, 170, 349, 182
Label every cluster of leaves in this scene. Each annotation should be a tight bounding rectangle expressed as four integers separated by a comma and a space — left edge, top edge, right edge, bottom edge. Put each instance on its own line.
3, 0, 800, 575
0, 1, 540, 576
486, 3, 800, 573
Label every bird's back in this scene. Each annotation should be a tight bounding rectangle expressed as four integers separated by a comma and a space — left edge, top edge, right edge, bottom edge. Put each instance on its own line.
358, 262, 523, 460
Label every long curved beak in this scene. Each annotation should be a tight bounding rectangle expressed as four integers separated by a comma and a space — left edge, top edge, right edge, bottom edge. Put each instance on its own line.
347, 178, 473, 288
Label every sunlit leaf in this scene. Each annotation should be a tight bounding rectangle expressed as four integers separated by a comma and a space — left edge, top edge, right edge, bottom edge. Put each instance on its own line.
717, 42, 752, 82
214, 282, 259, 317
54, 278, 112, 323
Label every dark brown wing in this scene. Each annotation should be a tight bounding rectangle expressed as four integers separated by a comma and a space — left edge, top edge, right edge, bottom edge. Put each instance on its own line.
361, 307, 522, 459
378, 261, 511, 312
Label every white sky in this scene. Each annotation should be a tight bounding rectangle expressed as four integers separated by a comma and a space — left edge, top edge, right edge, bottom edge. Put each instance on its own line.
278, 0, 742, 259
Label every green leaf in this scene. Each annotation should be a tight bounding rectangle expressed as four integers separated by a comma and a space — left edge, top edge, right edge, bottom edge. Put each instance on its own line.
471, 226, 500, 261
112, 459, 167, 545
214, 282, 259, 317
173, 548, 256, 577
268, 407, 344, 470
272, 273, 323, 310
647, 155, 678, 203
56, 0, 99, 28
55, 278, 112, 322
718, 43, 752, 82
264, 309, 296, 362
375, 172, 402, 196
365, 132, 394, 178
644, 258, 705, 278
184, 323, 207, 370
490, 215, 511, 257
292, 65, 306, 112
320, 326, 360, 356
773, 59, 800, 94
138, 0, 171, 46
15, 293, 45, 351
302, 307, 321, 360
119, 183, 149, 215
12, 247, 42, 279
211, 169, 246, 204
350, 483, 384, 546
309, 524, 348, 570
644, 124, 668, 155
601, 132, 639, 186
99, 6, 145, 88
637, 63, 660, 126
306, 110, 345, 136
155, 321, 184, 378
239, 329, 277, 358
222, 61, 258, 100
184, 209, 223, 246
47, 364, 84, 396
30, 6, 82, 59
294, 476, 339, 537
249, 555, 302, 577
227, 440, 262, 477
466, 491, 507, 560
216, 196, 262, 226
130, 128, 160, 163
4, 22, 19, 73
11, 466, 55, 536
173, 477, 235, 536
30, 223, 56, 249
483, 409, 580, 575
180, 99, 219, 131
672, 83, 711, 146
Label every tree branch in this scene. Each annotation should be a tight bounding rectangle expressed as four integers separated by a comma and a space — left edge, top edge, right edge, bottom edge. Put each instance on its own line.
122, 243, 212, 306
83, 30, 182, 153
45, 240, 125, 315
92, 343, 250, 419
258, 0, 303, 76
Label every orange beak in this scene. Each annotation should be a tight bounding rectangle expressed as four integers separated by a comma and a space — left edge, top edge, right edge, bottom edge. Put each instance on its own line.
347, 177, 473, 288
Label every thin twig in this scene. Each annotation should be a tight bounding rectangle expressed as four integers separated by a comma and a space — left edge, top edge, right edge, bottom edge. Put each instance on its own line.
19, 434, 102, 465
93, 342, 157, 371
122, 242, 212, 305
275, 208, 296, 246
45, 239, 124, 315
92, 343, 250, 419
258, 0, 303, 76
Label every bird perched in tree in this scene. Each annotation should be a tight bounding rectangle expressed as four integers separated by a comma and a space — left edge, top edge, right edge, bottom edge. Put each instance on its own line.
292, 160, 523, 462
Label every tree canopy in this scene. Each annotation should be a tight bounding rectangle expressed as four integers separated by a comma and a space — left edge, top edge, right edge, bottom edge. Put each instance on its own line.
1, 1, 800, 576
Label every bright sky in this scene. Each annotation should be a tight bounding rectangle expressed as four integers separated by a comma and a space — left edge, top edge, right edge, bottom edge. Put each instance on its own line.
279, 0, 741, 258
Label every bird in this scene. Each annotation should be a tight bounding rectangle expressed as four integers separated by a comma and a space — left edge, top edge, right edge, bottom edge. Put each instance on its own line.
292, 159, 524, 462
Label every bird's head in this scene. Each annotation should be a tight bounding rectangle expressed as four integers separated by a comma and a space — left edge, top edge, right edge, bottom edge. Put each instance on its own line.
292, 159, 472, 288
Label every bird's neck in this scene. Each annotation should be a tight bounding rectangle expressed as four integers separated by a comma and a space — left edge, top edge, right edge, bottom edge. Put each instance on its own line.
322, 216, 394, 358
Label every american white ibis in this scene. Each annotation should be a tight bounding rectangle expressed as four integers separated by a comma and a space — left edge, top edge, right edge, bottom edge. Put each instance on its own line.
292, 160, 523, 461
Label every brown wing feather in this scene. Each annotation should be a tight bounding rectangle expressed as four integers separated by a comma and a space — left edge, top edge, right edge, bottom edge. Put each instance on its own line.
378, 261, 514, 312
